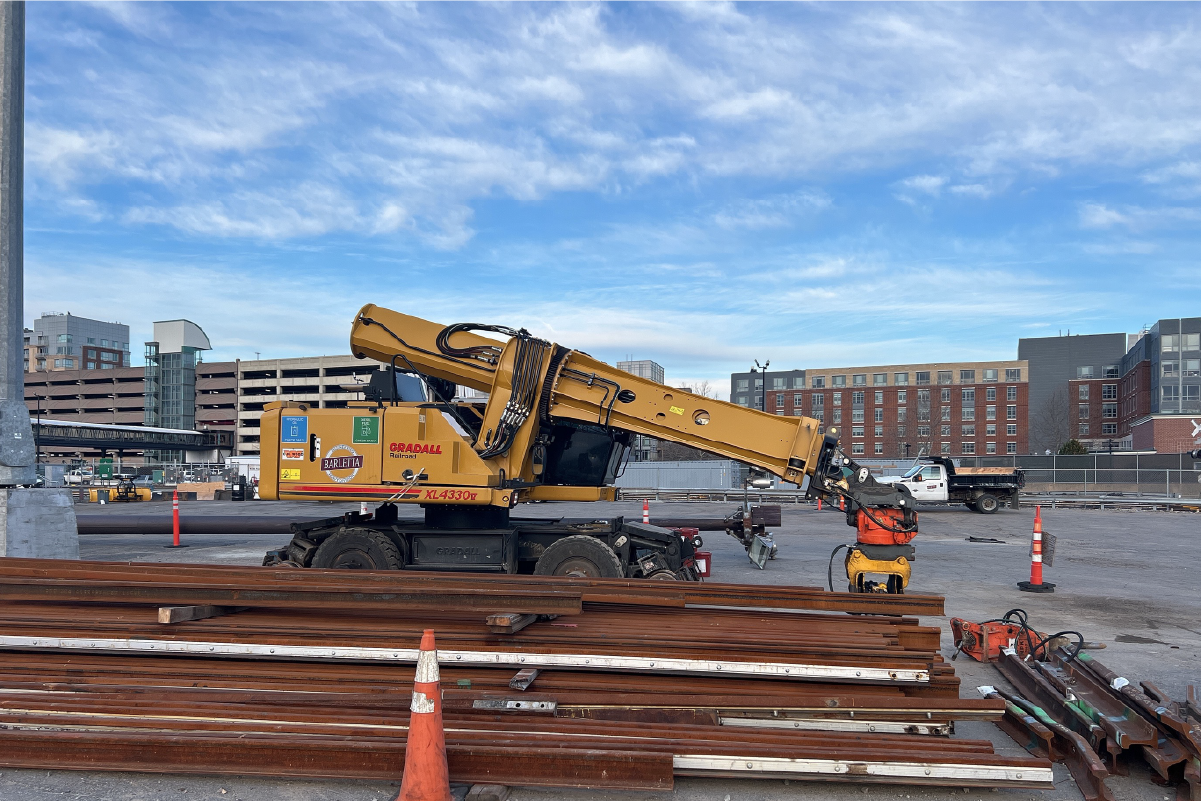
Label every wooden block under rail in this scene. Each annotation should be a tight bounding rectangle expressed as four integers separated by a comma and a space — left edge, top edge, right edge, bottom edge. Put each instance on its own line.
158, 605, 248, 624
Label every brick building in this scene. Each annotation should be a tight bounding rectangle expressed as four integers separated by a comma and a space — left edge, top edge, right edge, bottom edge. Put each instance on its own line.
738, 361, 1028, 458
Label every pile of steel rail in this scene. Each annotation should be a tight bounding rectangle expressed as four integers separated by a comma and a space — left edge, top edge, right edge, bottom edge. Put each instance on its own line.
988, 650, 1201, 801
0, 558, 1053, 791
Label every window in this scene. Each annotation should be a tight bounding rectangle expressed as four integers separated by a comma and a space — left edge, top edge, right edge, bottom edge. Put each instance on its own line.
917, 408, 930, 422
873, 373, 887, 386
938, 371, 953, 385
941, 425, 951, 437
962, 442, 975, 454
86, 337, 96, 345
852, 374, 867, 386
812, 394, 824, 408
962, 388, 975, 403
735, 397, 748, 406
1007, 424, 1017, 436
874, 425, 883, 437
1007, 442, 1017, 454
983, 369, 998, 382
793, 393, 802, 405
916, 371, 931, 385
1164, 385, 1180, 402
1102, 384, 1117, 399
1103, 365, 1119, 378
1078, 385, 1089, 400
894, 372, 909, 385
814, 411, 824, 422
941, 406, 951, 421
986, 405, 996, 420
1186, 333, 1201, 350
986, 442, 997, 454
1102, 423, 1118, 435
754, 378, 763, 388
897, 408, 907, 422
832, 375, 846, 387
874, 408, 884, 422
852, 409, 865, 422
1102, 403, 1117, 419
941, 442, 951, 455
811, 376, 826, 388
874, 442, 883, 455
1078, 403, 1090, 419
874, 390, 884, 404
917, 425, 931, 437
1163, 362, 1178, 377
1007, 405, 1017, 420
833, 392, 842, 406
736, 379, 749, 391
1006, 368, 1021, 382
852, 426, 864, 438
897, 390, 907, 404
897, 426, 906, 437
775, 395, 784, 410
833, 409, 842, 423
57, 333, 71, 343
1007, 386, 1018, 401
962, 407, 975, 421
1077, 365, 1094, 379
1162, 334, 1178, 353
1079, 423, 1090, 436
100, 351, 117, 362
772, 378, 786, 389
852, 391, 865, 405
986, 424, 996, 436
962, 425, 975, 437
852, 443, 865, 455
917, 388, 930, 404
960, 369, 975, 384
1185, 360, 1201, 377
986, 387, 996, 401
941, 388, 951, 403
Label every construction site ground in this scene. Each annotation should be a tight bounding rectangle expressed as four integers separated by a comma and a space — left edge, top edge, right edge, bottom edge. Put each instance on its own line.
5, 499, 1196, 801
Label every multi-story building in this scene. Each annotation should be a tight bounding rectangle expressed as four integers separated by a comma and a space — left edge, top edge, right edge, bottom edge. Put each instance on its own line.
24, 366, 146, 426
144, 320, 211, 432
1017, 333, 1127, 452
232, 355, 375, 453
23, 313, 130, 372
617, 360, 665, 461
1117, 318, 1201, 452
729, 369, 806, 410
737, 361, 1028, 458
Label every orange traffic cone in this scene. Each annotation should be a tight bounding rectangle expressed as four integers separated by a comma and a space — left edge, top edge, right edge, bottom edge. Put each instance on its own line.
1017, 506, 1055, 593
396, 630, 451, 801
642, 499, 649, 524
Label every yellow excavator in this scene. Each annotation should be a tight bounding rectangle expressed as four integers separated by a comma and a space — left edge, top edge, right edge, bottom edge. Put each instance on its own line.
260, 305, 919, 590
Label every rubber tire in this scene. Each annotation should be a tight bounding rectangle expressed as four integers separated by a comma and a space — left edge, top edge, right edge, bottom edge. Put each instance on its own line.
976, 494, 1000, 514
647, 570, 679, 580
533, 535, 624, 579
312, 529, 403, 570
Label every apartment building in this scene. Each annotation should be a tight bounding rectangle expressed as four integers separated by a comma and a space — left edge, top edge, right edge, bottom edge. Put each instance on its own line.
734, 362, 1028, 458
23, 313, 130, 372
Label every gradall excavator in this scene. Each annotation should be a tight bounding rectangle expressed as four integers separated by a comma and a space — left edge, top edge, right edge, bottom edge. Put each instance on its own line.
261, 305, 920, 592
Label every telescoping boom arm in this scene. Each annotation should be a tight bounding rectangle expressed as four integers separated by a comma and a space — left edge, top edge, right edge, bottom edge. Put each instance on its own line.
346, 304, 827, 492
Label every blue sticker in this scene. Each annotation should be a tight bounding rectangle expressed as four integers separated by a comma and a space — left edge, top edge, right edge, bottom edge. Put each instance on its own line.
281, 415, 308, 443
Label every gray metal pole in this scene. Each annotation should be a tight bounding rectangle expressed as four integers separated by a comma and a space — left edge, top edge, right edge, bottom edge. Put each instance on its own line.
0, 1, 33, 486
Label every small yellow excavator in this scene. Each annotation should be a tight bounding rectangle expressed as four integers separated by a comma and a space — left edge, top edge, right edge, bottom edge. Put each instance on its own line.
260, 305, 918, 590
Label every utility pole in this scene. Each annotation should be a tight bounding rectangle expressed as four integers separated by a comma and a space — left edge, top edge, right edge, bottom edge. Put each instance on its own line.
0, 2, 77, 557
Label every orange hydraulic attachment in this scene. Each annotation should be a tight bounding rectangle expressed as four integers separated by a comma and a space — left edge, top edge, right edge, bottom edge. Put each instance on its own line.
950, 618, 1045, 663
855, 508, 918, 546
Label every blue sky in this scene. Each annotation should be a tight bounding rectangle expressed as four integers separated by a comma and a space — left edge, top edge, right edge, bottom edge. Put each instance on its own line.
24, 2, 1201, 397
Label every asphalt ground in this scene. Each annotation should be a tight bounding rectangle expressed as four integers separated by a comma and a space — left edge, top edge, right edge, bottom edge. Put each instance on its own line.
3, 499, 1198, 801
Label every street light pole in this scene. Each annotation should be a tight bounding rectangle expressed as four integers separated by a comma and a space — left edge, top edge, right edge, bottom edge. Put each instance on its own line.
755, 359, 770, 412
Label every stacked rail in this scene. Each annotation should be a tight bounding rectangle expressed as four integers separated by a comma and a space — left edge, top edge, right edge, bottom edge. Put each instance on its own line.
0, 558, 1051, 791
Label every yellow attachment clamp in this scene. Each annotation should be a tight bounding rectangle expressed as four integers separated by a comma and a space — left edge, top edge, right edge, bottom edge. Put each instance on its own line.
844, 548, 911, 592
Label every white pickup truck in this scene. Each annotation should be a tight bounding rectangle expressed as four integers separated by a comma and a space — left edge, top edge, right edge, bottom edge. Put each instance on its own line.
878, 457, 1024, 513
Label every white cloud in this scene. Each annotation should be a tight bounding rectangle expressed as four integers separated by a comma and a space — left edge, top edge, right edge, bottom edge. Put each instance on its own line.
713, 190, 830, 230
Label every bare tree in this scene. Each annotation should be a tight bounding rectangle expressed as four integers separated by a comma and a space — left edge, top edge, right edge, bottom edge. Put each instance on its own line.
1031, 386, 1071, 454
